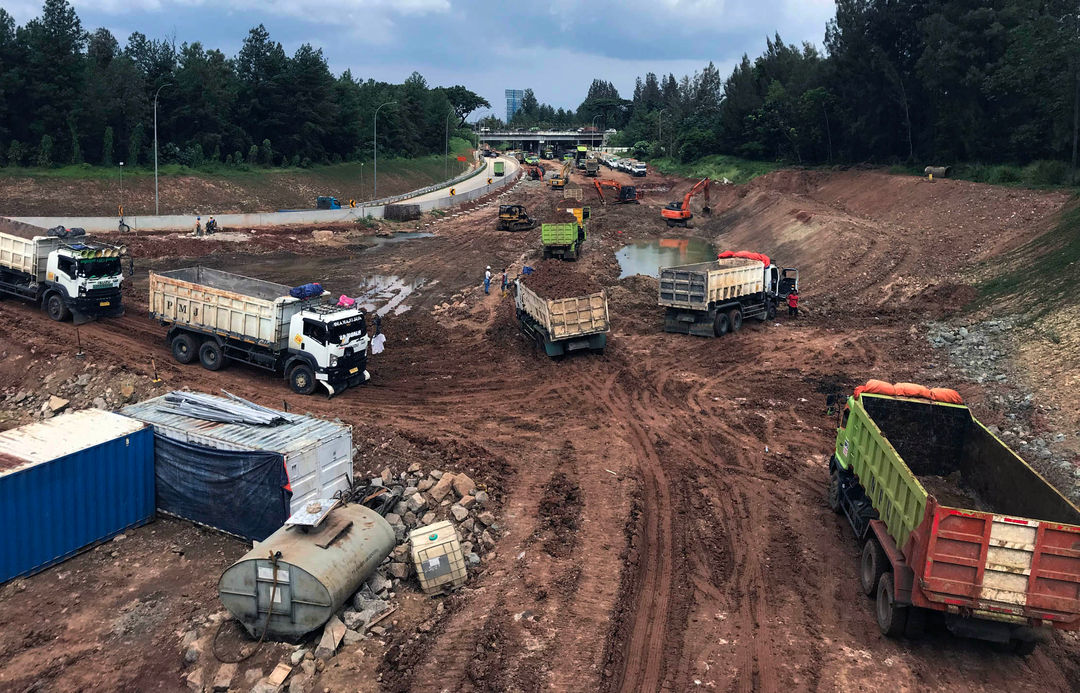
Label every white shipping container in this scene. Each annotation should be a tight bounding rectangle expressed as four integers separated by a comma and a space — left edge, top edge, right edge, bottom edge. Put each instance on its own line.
122, 393, 352, 518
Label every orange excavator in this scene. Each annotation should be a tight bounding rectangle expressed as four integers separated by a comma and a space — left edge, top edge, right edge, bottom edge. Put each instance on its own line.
661, 177, 710, 227
593, 179, 640, 205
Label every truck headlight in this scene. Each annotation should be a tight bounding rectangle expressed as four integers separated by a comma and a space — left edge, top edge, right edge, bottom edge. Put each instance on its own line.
329, 355, 338, 367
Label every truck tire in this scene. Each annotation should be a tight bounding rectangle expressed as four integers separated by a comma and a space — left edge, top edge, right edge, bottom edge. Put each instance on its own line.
875, 571, 908, 638
713, 312, 730, 337
827, 469, 843, 513
198, 341, 225, 371
766, 300, 777, 320
860, 537, 887, 597
289, 364, 317, 395
171, 333, 198, 364
728, 309, 742, 332
45, 294, 71, 322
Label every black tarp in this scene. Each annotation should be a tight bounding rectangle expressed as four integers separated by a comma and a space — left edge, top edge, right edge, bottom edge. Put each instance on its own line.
153, 434, 292, 541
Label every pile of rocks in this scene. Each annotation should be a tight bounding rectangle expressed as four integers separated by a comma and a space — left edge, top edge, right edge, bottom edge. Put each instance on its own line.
3, 363, 152, 420
371, 463, 497, 577
926, 318, 1017, 385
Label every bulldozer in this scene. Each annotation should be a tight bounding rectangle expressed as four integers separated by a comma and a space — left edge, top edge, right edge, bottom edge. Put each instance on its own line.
496, 204, 537, 232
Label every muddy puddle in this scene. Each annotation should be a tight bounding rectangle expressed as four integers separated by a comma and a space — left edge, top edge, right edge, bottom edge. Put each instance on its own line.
616, 238, 717, 278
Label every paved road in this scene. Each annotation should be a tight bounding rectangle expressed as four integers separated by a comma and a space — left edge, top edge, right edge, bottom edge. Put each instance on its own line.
405, 155, 519, 204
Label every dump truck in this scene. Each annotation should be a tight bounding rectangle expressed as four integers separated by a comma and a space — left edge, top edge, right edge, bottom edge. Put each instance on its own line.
542, 146, 554, 160
0, 220, 125, 324
493, 161, 505, 177
514, 278, 608, 356
150, 267, 370, 397
541, 207, 589, 261
585, 157, 600, 177
658, 252, 797, 336
829, 381, 1080, 653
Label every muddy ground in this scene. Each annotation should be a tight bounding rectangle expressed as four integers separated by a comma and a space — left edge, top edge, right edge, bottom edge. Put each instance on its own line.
1, 164, 1079, 692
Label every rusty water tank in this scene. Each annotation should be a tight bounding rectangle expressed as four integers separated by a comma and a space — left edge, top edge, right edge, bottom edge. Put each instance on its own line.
217, 503, 394, 639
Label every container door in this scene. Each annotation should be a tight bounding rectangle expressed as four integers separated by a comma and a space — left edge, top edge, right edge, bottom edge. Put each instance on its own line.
316, 431, 352, 501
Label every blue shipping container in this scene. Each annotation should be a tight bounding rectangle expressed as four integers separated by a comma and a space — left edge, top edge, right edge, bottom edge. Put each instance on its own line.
0, 409, 155, 583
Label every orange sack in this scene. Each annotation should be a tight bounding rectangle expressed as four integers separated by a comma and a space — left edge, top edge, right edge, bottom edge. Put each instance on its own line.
930, 388, 964, 404
894, 382, 933, 399
860, 379, 896, 396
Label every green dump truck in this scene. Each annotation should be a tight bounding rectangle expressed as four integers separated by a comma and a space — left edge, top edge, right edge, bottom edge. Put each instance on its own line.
493, 160, 505, 177
541, 208, 589, 261
829, 384, 1080, 653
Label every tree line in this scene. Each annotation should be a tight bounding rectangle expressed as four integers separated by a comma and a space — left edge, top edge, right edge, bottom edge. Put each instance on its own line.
497, 1, 1079, 177
0, 0, 490, 169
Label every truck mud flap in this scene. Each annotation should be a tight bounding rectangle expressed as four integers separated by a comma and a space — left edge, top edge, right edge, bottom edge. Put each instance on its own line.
71, 309, 93, 326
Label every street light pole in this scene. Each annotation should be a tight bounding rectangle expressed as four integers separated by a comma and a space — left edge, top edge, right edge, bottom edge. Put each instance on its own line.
373, 101, 396, 200
592, 115, 600, 151
445, 111, 456, 181
153, 83, 172, 216
118, 161, 124, 217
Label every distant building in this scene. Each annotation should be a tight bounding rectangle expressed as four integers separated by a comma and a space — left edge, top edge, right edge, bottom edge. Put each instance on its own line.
505, 89, 524, 122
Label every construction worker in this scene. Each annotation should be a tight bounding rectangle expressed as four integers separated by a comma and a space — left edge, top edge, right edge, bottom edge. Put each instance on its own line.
787, 289, 800, 318
194, 216, 202, 237
206, 216, 217, 234
484, 266, 492, 295
501, 269, 509, 294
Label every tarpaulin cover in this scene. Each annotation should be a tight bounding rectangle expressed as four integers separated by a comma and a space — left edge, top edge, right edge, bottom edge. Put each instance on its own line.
153, 434, 291, 541
853, 380, 963, 405
289, 282, 323, 299
718, 250, 771, 266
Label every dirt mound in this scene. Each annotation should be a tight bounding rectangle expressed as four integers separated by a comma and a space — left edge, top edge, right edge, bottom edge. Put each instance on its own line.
538, 471, 583, 558
522, 260, 602, 299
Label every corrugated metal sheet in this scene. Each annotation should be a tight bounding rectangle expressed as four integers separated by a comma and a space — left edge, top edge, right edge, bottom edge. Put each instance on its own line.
122, 393, 347, 455
0, 410, 155, 582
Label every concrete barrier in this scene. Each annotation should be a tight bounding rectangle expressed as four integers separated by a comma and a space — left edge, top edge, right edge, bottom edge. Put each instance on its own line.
2, 155, 520, 233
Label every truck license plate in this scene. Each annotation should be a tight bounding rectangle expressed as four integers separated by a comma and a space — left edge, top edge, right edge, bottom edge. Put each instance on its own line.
99, 301, 111, 307
349, 367, 359, 374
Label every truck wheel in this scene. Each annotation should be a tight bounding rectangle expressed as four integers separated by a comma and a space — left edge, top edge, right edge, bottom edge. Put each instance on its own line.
45, 294, 71, 322
728, 309, 742, 332
289, 364, 317, 395
766, 300, 777, 320
198, 341, 225, 371
171, 333, 197, 364
713, 312, 730, 337
860, 538, 887, 597
876, 571, 908, 638
827, 469, 843, 514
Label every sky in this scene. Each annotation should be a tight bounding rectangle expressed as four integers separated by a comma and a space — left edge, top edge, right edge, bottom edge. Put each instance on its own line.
6, 0, 836, 119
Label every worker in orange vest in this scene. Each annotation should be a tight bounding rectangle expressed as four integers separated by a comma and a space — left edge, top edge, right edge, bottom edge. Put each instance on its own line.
787, 289, 799, 318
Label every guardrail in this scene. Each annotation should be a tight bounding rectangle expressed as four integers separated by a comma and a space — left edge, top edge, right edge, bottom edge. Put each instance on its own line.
2, 154, 521, 232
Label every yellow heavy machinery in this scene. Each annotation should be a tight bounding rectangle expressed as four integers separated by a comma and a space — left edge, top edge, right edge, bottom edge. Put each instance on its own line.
550, 159, 572, 190
496, 204, 537, 232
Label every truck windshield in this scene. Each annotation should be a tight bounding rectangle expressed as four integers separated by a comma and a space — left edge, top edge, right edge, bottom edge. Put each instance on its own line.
78, 258, 122, 278
327, 314, 367, 344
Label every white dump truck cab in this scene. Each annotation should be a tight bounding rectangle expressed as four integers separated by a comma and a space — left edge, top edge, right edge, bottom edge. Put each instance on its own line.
287, 304, 371, 396
765, 265, 799, 298
44, 242, 125, 322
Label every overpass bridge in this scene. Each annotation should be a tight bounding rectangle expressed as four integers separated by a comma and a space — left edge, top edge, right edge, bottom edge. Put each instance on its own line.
477, 130, 612, 152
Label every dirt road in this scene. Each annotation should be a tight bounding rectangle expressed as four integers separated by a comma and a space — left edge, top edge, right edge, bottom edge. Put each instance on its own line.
1, 167, 1079, 692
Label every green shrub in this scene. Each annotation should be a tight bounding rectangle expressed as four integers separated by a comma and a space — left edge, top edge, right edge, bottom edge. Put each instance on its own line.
1022, 159, 1069, 186
988, 165, 1021, 184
